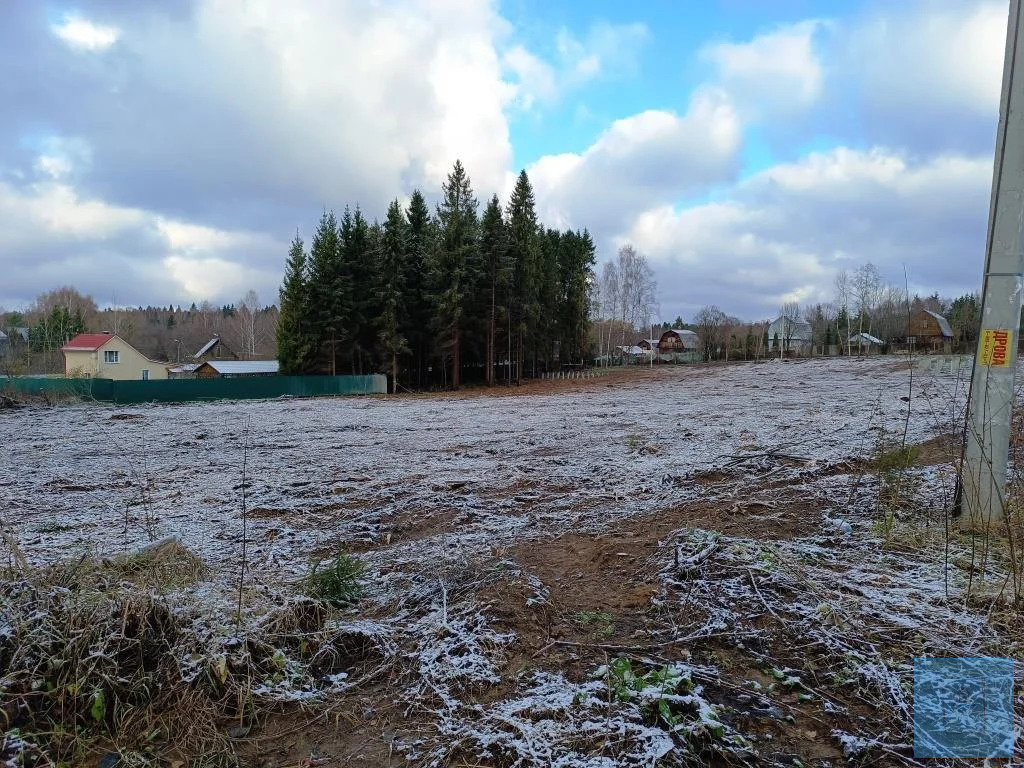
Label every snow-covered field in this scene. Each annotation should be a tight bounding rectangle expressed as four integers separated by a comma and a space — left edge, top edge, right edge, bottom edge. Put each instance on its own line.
1, 357, 960, 575
7, 357, 1018, 767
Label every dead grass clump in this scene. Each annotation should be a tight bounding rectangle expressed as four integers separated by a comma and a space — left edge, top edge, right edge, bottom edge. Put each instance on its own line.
0, 551, 393, 767
103, 536, 208, 590
0, 571, 230, 766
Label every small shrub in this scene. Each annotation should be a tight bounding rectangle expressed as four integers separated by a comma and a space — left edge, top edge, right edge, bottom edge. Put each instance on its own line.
873, 444, 919, 473
304, 554, 365, 607
574, 610, 614, 638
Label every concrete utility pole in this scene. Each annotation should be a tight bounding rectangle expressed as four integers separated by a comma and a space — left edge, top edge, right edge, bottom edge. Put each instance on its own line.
960, 0, 1024, 525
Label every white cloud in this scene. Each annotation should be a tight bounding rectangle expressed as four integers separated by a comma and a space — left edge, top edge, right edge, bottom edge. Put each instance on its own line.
51, 14, 120, 51
529, 88, 742, 231
507, 21, 650, 109
0, 180, 144, 241
163, 255, 248, 299
701, 20, 826, 119
503, 46, 558, 109
853, 1, 1004, 117
0, 161, 283, 307
622, 147, 992, 319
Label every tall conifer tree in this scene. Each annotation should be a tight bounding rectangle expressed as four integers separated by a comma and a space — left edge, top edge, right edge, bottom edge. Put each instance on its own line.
377, 200, 409, 391
507, 170, 541, 382
479, 194, 509, 386
277, 232, 314, 374
432, 160, 479, 388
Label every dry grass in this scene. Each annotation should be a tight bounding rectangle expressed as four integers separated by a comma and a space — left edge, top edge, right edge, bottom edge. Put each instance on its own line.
0, 544, 388, 767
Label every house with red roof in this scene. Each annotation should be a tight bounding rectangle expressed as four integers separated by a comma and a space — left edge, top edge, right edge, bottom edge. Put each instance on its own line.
61, 332, 168, 380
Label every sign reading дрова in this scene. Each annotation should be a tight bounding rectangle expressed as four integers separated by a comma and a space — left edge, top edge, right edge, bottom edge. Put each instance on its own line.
979, 329, 1013, 367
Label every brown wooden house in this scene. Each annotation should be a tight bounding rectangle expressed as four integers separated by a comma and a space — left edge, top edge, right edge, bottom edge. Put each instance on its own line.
193, 335, 238, 362
908, 310, 953, 351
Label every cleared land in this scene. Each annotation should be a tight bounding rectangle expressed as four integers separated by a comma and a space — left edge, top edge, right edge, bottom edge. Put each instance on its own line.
2, 358, 1020, 766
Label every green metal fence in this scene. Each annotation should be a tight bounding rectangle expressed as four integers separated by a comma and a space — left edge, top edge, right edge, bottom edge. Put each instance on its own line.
2, 374, 387, 404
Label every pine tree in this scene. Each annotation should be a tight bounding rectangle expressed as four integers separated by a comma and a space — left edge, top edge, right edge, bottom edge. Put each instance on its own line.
506, 170, 541, 382
277, 233, 315, 374
403, 190, 434, 387
377, 200, 409, 392
432, 160, 479, 389
479, 194, 509, 386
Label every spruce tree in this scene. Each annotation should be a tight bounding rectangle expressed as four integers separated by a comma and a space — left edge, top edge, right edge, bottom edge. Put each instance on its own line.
506, 170, 541, 382
479, 194, 509, 386
377, 200, 409, 392
404, 190, 434, 387
340, 207, 372, 374
432, 160, 479, 389
307, 210, 345, 374
557, 229, 596, 364
277, 232, 314, 374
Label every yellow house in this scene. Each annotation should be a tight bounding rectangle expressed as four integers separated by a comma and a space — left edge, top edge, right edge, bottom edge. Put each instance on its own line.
61, 333, 168, 380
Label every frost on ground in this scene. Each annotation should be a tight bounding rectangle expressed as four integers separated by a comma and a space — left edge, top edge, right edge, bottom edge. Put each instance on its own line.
3, 357, 1020, 767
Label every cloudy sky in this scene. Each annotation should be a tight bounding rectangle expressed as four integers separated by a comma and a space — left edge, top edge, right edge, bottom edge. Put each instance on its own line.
0, 0, 1008, 320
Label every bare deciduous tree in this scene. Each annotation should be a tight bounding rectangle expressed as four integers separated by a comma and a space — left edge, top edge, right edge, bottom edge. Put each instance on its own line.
235, 290, 262, 358
693, 305, 727, 361
615, 244, 657, 348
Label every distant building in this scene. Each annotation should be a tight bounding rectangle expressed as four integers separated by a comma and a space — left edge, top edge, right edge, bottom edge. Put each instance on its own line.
849, 332, 884, 354
192, 335, 238, 362
168, 363, 200, 379
61, 333, 168, 380
0, 327, 28, 358
767, 315, 813, 355
637, 338, 661, 351
658, 328, 700, 354
195, 360, 279, 378
908, 310, 953, 351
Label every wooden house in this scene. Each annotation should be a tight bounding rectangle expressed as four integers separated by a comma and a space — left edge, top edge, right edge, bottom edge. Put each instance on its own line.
195, 360, 279, 378
658, 328, 700, 353
192, 335, 238, 362
908, 310, 953, 351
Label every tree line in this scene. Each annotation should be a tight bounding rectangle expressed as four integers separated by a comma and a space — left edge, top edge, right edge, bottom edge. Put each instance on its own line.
276, 162, 596, 389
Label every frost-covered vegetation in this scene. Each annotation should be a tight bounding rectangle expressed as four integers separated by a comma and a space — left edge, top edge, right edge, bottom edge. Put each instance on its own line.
2, 358, 1022, 766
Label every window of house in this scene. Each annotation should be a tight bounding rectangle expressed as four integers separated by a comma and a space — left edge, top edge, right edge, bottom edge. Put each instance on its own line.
104, 350, 120, 364
142, 369, 149, 380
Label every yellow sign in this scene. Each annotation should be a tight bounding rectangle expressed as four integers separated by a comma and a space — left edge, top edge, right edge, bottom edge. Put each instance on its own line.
979, 329, 1013, 367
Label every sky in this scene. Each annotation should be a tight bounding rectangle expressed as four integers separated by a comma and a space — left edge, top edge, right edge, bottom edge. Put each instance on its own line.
0, 0, 1009, 321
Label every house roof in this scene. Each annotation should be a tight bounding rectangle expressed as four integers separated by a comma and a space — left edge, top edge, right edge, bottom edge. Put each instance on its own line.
660, 328, 700, 349
61, 332, 116, 352
922, 310, 953, 337
850, 332, 883, 344
192, 337, 221, 359
169, 363, 200, 373
199, 360, 279, 375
